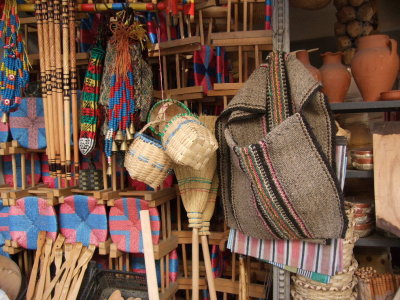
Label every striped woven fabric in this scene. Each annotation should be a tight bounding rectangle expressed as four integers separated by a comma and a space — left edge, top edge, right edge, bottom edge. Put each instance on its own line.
79, 14, 101, 52
194, 45, 216, 93
216, 47, 230, 84
9, 97, 46, 150
109, 198, 160, 253
2, 153, 41, 187
265, 0, 272, 30
59, 195, 108, 246
9, 197, 57, 249
0, 200, 10, 246
128, 174, 174, 191
0, 121, 10, 143
211, 245, 227, 278
169, 249, 179, 282
228, 229, 343, 276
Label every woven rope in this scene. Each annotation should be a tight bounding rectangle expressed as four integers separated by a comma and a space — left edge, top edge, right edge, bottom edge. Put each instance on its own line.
162, 113, 218, 170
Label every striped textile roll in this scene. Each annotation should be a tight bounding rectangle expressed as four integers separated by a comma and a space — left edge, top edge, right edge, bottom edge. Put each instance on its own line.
265, 0, 272, 30
59, 195, 108, 246
109, 198, 160, 253
169, 249, 179, 282
2, 153, 41, 187
0, 200, 10, 247
211, 245, 227, 278
9, 197, 57, 249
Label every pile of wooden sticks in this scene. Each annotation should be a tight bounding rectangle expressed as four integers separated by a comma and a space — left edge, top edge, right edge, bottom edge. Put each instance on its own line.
27, 232, 95, 300
34, 0, 79, 181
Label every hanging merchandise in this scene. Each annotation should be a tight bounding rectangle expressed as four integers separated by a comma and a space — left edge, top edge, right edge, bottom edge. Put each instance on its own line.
0, 0, 30, 123
9, 97, 46, 149
217, 51, 347, 241
78, 45, 106, 156
104, 19, 150, 170
59, 195, 108, 246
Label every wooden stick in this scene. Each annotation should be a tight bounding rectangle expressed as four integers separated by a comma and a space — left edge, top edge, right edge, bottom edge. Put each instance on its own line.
102, 153, 108, 190
34, 238, 53, 300
27, 231, 46, 300
54, 0, 67, 179
11, 154, 17, 190
201, 235, 217, 300
177, 194, 190, 300
192, 227, 199, 300
69, 0, 79, 180
31, 155, 35, 187
199, 10, 204, 45
112, 154, 117, 191
227, 0, 231, 32
21, 154, 27, 189
140, 210, 160, 300
62, 0, 71, 180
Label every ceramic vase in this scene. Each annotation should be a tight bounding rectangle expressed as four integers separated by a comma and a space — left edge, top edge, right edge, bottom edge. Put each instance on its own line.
296, 50, 322, 82
320, 52, 351, 103
351, 34, 399, 102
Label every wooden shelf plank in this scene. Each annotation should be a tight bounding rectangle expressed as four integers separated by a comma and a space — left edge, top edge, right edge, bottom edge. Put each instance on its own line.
355, 233, 400, 248
330, 100, 400, 113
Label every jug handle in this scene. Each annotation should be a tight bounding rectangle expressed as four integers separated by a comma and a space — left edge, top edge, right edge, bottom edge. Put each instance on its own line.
389, 39, 398, 57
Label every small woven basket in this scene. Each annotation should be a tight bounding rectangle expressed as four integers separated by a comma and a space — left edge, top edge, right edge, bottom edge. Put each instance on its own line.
291, 289, 357, 300
147, 99, 191, 136
161, 113, 218, 170
124, 122, 172, 189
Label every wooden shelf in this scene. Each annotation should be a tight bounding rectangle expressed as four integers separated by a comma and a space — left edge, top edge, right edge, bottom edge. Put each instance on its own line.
356, 233, 400, 248
330, 100, 400, 113
346, 169, 374, 179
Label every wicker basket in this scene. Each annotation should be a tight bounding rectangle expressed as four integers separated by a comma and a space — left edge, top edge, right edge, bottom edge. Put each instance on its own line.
296, 258, 358, 289
124, 122, 172, 189
291, 289, 357, 300
292, 275, 358, 300
147, 99, 191, 136
161, 113, 218, 170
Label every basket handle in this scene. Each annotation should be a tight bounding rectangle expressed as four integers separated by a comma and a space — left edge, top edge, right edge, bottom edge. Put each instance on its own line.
138, 120, 164, 135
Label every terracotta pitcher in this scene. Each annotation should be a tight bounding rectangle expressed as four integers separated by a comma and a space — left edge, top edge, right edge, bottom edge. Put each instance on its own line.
320, 52, 351, 103
351, 35, 399, 102
296, 50, 322, 82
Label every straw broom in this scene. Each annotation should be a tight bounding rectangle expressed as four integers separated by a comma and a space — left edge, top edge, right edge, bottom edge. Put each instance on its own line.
174, 115, 217, 300
41, 0, 56, 176
61, 0, 71, 180
47, 0, 62, 178
53, 0, 67, 180
69, 0, 79, 181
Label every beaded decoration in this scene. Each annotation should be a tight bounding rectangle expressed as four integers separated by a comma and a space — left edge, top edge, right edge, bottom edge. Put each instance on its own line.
79, 45, 105, 155
0, 0, 29, 122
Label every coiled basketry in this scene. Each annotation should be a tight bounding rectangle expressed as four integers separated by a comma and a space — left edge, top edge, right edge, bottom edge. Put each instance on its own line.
124, 122, 172, 189
147, 99, 191, 136
161, 113, 218, 170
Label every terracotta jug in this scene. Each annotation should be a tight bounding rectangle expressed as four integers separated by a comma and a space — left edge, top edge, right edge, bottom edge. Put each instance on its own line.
320, 52, 351, 103
351, 35, 399, 102
296, 50, 322, 82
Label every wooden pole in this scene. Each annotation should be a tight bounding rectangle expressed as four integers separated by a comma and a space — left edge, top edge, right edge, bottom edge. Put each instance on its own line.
61, 0, 71, 180
42, 0, 56, 176
69, 0, 79, 181
201, 235, 217, 300
192, 227, 199, 300
54, 0, 67, 180
11, 154, 17, 190
48, 0, 62, 178
140, 210, 160, 300
21, 154, 27, 189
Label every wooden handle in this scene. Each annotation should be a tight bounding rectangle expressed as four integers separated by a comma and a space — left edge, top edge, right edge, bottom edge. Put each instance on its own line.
192, 228, 199, 300
201, 235, 217, 300
140, 210, 160, 300
27, 231, 47, 300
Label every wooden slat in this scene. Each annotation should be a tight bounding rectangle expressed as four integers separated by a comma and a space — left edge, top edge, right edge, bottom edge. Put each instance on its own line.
211, 29, 272, 40
153, 236, 178, 260
149, 44, 202, 57
207, 89, 238, 96
159, 282, 179, 300
212, 36, 272, 46
214, 278, 266, 298
195, 0, 217, 10
214, 83, 243, 90
166, 86, 203, 96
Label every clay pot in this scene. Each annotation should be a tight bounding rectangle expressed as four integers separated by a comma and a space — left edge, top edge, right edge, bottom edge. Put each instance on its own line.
351, 35, 399, 102
320, 52, 351, 103
296, 50, 322, 81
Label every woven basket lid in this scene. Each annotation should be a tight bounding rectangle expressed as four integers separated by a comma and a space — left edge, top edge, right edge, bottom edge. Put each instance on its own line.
0, 255, 21, 300
9, 197, 57, 249
194, 45, 216, 93
0, 200, 11, 243
109, 198, 160, 253
59, 195, 108, 246
3, 153, 41, 188
9, 97, 46, 150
